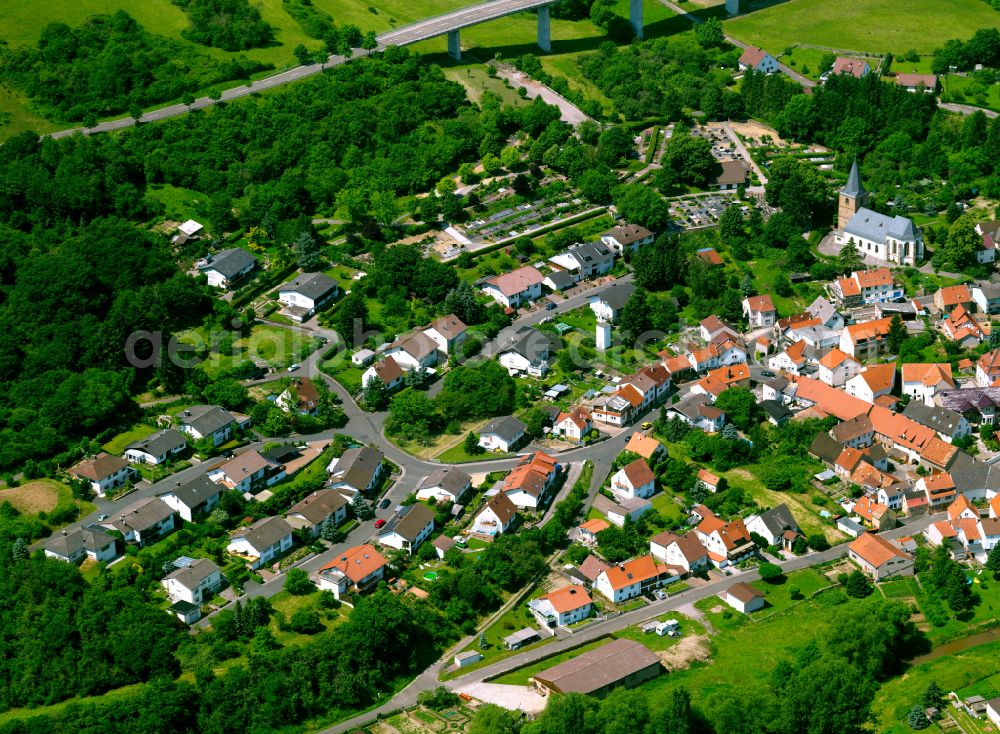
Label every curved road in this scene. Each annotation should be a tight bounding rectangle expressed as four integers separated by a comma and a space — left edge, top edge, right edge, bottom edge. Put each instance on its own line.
48, 0, 558, 140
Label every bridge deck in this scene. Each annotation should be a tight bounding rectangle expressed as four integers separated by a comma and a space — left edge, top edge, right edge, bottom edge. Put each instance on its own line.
376, 0, 556, 46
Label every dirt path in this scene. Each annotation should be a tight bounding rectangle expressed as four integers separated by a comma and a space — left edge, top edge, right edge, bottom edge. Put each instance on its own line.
675, 601, 716, 635
493, 67, 594, 126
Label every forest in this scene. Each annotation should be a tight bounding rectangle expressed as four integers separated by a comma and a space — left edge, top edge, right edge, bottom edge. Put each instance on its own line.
173, 0, 275, 52
0, 11, 270, 121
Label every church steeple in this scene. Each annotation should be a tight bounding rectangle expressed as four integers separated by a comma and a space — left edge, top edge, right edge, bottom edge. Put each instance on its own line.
838, 159, 869, 229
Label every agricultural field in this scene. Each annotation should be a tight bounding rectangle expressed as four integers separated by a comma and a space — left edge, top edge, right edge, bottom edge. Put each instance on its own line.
726, 0, 1000, 55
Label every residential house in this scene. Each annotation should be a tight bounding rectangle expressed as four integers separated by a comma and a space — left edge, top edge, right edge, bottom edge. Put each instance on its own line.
852, 495, 896, 531
711, 160, 749, 190
102, 497, 177, 546
845, 362, 896, 403
624, 432, 666, 462
285, 489, 349, 537
975, 221, 1000, 265
157, 475, 223, 522
839, 317, 893, 360
227, 516, 294, 569
414, 467, 472, 504
361, 356, 405, 391
690, 363, 751, 398
742, 295, 777, 328
933, 285, 975, 313
902, 363, 955, 406
902, 401, 971, 442
945, 306, 991, 349
162, 558, 224, 605
590, 281, 636, 323
789, 375, 871, 421
123, 429, 187, 465
68, 453, 136, 497
422, 314, 467, 358
482, 266, 544, 308
895, 73, 938, 93
44, 525, 118, 564
649, 530, 709, 574
917, 472, 959, 510
722, 582, 766, 613
807, 296, 845, 330
621, 363, 672, 407
817, 348, 862, 387
327, 446, 385, 497
352, 349, 376, 367
610, 458, 656, 500
317, 544, 387, 599
386, 332, 439, 374
176, 405, 245, 447
600, 223, 655, 253
697, 469, 722, 493
973, 284, 1000, 315
433, 535, 457, 560
503, 451, 560, 510
532, 638, 662, 696
198, 247, 257, 289
848, 532, 915, 580
694, 505, 754, 567
667, 393, 726, 432
590, 386, 642, 427
577, 518, 610, 545
831, 414, 875, 448
831, 269, 905, 306
277, 272, 340, 321
478, 415, 527, 452
377, 503, 435, 553
738, 46, 779, 73
699, 315, 740, 343
593, 494, 653, 528
553, 408, 592, 443
549, 241, 616, 280
471, 492, 518, 536
978, 349, 1000, 387
594, 555, 673, 603
830, 56, 871, 78
696, 247, 724, 265
768, 339, 808, 375
745, 504, 801, 550
543, 269, 576, 292
528, 586, 593, 628
687, 339, 748, 373
578, 554, 611, 584
210, 450, 285, 493
498, 330, 562, 377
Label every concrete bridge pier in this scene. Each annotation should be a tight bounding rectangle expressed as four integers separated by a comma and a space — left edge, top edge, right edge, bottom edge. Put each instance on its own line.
725, 0, 739, 14
629, 0, 644, 40
448, 29, 461, 60
537, 5, 551, 53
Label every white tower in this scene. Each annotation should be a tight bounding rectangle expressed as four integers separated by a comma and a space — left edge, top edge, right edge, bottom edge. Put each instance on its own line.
596, 321, 612, 351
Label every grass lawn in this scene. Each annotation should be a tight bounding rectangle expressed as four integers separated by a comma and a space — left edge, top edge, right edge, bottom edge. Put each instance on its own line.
725, 0, 1000, 55
944, 74, 1000, 113
437, 443, 513, 463
750, 568, 831, 615
268, 589, 345, 646
102, 423, 157, 455
0, 683, 149, 727
179, 324, 317, 377
651, 490, 687, 523
389, 419, 481, 461
0, 84, 58, 138
145, 184, 212, 222
322, 361, 365, 395
879, 576, 921, 600
442, 66, 529, 108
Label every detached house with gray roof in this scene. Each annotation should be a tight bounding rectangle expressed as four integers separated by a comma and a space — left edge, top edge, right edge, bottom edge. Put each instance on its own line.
498, 330, 562, 377
745, 504, 802, 550
377, 502, 435, 554
478, 415, 527, 453
176, 405, 248, 447
590, 281, 635, 323
101, 497, 177, 546
44, 524, 119, 564
124, 429, 187, 466
228, 516, 294, 569
415, 467, 472, 504
68, 452, 137, 497
327, 446, 385, 497
549, 241, 616, 281
158, 474, 224, 522
285, 489, 349, 537
198, 248, 257, 289
162, 558, 225, 606
278, 272, 340, 321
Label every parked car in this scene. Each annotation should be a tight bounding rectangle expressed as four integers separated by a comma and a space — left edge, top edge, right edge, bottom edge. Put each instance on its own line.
545, 302, 557, 311
374, 518, 386, 529
287, 363, 300, 372
653, 589, 667, 600
97, 514, 109, 522
760, 370, 775, 378
379, 498, 391, 510
641, 422, 653, 430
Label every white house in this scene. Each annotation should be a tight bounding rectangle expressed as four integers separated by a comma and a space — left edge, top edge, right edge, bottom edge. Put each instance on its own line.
101, 498, 177, 546
317, 544, 388, 599
276, 377, 322, 415
767, 340, 807, 375
123, 429, 187, 465
528, 586, 593, 628
845, 362, 896, 403
901, 363, 955, 406
175, 405, 245, 447
847, 532, 914, 580
498, 330, 561, 377
742, 295, 776, 328
162, 558, 225, 605
44, 525, 119, 564
285, 489, 349, 537
327, 446, 385, 497
738, 46, 779, 73
68, 452, 136, 497
277, 272, 340, 321
198, 248, 257, 289
377, 503, 435, 554
209, 450, 284, 493
973, 283, 1000, 315
721, 582, 765, 613
553, 408, 592, 443
816, 348, 862, 387
590, 281, 635, 323
649, 530, 709, 574
601, 223, 654, 253
596, 495, 653, 528
807, 296, 845, 330
471, 492, 518, 537
422, 314, 467, 357
385, 332, 439, 373
549, 241, 615, 280
744, 504, 801, 549
157, 475, 223, 522
361, 356, 405, 391
228, 516, 294, 569
414, 467, 472, 504
478, 415, 527, 453
594, 555, 671, 603
502, 452, 560, 510
481, 266, 544, 308
610, 458, 656, 499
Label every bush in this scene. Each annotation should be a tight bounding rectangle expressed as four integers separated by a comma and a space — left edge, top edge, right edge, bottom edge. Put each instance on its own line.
759, 562, 782, 581
288, 608, 324, 634
284, 568, 316, 595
